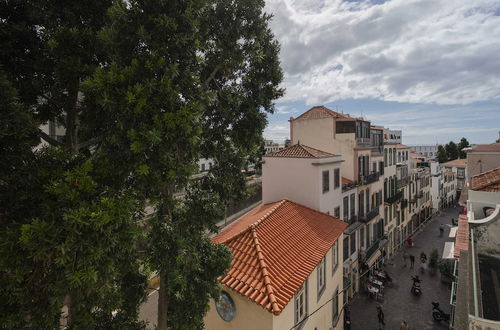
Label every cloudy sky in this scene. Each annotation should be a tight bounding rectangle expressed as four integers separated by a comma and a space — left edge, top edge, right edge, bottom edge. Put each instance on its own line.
263, 0, 500, 145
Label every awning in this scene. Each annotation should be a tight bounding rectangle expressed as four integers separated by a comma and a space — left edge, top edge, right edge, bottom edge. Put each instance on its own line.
366, 250, 381, 266
442, 242, 455, 259
449, 227, 458, 238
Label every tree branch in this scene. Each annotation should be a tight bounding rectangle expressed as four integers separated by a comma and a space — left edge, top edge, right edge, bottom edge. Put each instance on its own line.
39, 129, 65, 147
76, 136, 102, 151
202, 65, 221, 90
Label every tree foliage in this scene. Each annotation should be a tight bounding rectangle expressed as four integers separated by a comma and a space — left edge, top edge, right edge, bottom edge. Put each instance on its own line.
444, 141, 459, 161
437, 145, 448, 163
457, 137, 470, 159
1, 0, 283, 328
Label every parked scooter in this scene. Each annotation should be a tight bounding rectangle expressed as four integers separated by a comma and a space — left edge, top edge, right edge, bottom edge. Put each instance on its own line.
432, 302, 450, 323
411, 276, 422, 296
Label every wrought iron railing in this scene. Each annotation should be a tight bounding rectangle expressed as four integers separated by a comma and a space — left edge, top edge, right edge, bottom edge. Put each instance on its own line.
342, 181, 358, 192
385, 190, 403, 204
396, 177, 409, 189
365, 207, 379, 222
364, 239, 380, 261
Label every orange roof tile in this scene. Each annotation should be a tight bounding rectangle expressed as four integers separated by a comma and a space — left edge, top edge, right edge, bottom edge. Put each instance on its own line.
265, 143, 337, 158
396, 144, 411, 149
342, 177, 353, 185
471, 167, 500, 192
454, 215, 469, 258
471, 143, 500, 152
292, 105, 348, 121
212, 199, 347, 315
441, 158, 467, 168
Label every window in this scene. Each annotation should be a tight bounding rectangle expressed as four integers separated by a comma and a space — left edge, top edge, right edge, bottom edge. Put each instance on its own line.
350, 233, 356, 255
317, 257, 326, 299
332, 242, 338, 273
366, 188, 370, 211
360, 227, 365, 248
343, 237, 349, 261
359, 191, 365, 216
379, 161, 384, 175
343, 197, 349, 221
334, 206, 340, 218
384, 149, 388, 167
334, 168, 340, 188
350, 194, 355, 219
201, 163, 206, 172
295, 283, 307, 326
389, 150, 392, 165
332, 288, 339, 324
322, 170, 330, 193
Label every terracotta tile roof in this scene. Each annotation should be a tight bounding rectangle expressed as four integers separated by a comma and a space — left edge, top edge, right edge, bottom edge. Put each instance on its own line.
411, 152, 427, 158
471, 143, 500, 152
265, 143, 337, 159
396, 144, 411, 149
292, 105, 348, 121
342, 177, 353, 185
471, 167, 500, 192
371, 125, 384, 131
212, 199, 347, 315
441, 158, 467, 168
454, 214, 469, 258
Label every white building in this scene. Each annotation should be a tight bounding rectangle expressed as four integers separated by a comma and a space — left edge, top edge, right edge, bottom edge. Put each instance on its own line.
411, 145, 439, 159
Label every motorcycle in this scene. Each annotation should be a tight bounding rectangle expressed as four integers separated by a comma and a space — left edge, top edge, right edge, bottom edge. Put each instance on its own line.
432, 302, 450, 323
411, 276, 422, 296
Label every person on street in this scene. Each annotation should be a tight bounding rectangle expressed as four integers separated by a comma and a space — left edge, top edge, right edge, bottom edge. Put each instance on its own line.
409, 254, 415, 268
377, 305, 385, 330
451, 217, 456, 226
406, 235, 413, 247
403, 252, 409, 268
400, 320, 410, 330
439, 224, 444, 237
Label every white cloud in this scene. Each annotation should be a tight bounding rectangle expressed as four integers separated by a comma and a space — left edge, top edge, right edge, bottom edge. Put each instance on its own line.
265, 0, 500, 105
264, 123, 290, 142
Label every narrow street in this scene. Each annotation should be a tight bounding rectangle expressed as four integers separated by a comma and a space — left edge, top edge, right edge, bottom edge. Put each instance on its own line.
350, 207, 460, 330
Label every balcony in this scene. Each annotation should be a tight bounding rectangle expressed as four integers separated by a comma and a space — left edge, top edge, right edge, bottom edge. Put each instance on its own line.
342, 181, 358, 192
360, 172, 380, 185
385, 190, 403, 204
364, 239, 380, 261
397, 177, 409, 189
356, 137, 371, 147
365, 207, 380, 222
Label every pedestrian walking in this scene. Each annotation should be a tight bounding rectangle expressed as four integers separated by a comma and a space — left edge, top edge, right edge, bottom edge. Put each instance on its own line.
403, 252, 409, 268
439, 224, 444, 237
409, 254, 415, 268
377, 305, 385, 330
406, 235, 413, 247
400, 320, 410, 330
451, 217, 456, 226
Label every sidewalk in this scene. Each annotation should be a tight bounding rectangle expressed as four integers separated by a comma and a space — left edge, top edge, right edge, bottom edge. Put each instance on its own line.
350, 206, 460, 330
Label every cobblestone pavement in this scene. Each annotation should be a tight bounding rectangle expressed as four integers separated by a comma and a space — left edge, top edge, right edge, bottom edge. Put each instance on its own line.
350, 207, 460, 330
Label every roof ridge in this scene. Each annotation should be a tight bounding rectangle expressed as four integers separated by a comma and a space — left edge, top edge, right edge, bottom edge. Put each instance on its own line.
218, 200, 286, 244
250, 227, 280, 314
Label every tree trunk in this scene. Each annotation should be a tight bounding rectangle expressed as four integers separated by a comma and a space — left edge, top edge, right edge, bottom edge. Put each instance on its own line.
157, 273, 168, 330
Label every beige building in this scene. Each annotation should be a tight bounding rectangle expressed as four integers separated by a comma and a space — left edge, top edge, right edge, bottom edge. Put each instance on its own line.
204, 199, 348, 330
441, 158, 467, 197
466, 143, 500, 184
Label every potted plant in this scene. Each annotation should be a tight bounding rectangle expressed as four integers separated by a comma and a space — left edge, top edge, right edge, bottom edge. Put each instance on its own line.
428, 249, 439, 275
438, 259, 454, 285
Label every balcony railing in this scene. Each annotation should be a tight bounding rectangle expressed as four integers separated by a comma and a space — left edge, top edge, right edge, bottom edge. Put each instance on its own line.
365, 207, 380, 222
385, 190, 403, 204
397, 177, 409, 189
356, 137, 371, 147
360, 172, 380, 185
364, 239, 380, 261
342, 181, 358, 192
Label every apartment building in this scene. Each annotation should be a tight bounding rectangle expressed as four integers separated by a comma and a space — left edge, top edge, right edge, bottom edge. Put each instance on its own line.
264, 139, 285, 154
289, 106, 388, 291
441, 158, 467, 195
205, 199, 347, 330
262, 144, 362, 300
411, 145, 439, 159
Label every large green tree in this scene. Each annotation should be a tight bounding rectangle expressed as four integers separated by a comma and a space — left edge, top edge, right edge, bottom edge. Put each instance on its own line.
437, 145, 448, 163
1, 0, 283, 329
84, 0, 283, 328
445, 141, 459, 161
457, 137, 470, 159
